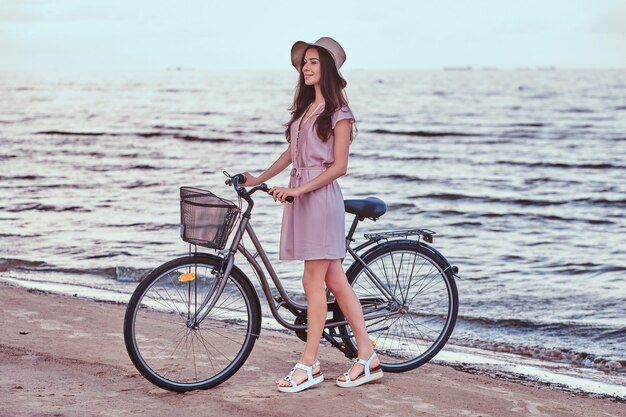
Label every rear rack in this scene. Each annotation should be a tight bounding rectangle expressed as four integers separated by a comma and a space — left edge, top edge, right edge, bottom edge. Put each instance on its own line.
364, 228, 436, 243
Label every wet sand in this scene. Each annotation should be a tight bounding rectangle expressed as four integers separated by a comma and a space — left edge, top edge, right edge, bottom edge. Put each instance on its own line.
0, 282, 623, 417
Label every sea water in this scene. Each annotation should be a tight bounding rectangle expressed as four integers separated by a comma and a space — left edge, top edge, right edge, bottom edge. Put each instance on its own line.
1, 69, 625, 391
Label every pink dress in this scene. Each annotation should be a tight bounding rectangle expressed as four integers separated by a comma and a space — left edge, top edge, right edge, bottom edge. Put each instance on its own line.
279, 105, 355, 260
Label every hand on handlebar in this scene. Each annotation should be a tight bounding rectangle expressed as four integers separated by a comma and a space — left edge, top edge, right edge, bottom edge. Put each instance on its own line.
268, 186, 298, 204
225, 172, 294, 203
241, 171, 261, 186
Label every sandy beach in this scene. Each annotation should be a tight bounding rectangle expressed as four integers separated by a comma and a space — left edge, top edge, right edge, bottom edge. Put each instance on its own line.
0, 281, 623, 417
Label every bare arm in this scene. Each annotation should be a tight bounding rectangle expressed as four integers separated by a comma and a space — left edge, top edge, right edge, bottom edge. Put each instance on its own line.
269, 119, 350, 202
243, 144, 292, 186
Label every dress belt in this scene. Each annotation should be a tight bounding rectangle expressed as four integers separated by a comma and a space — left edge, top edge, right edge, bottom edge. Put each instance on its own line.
290, 165, 327, 178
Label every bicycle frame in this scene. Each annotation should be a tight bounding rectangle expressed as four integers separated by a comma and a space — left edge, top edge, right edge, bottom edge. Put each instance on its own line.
193, 211, 403, 332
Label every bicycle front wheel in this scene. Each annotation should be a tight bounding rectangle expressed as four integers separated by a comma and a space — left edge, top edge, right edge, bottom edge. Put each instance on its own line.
123, 254, 261, 391
339, 241, 458, 372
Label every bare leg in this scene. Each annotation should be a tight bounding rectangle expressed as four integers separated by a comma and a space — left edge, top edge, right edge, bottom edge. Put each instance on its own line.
325, 259, 379, 381
276, 259, 330, 387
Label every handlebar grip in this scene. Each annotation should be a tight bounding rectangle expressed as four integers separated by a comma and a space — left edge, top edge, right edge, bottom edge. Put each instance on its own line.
234, 173, 246, 185
266, 188, 294, 203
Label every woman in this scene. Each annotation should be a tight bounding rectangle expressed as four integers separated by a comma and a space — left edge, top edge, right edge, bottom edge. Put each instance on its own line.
242, 37, 382, 393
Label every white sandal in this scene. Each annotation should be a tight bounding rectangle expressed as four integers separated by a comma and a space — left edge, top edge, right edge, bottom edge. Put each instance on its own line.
336, 352, 383, 388
277, 360, 324, 393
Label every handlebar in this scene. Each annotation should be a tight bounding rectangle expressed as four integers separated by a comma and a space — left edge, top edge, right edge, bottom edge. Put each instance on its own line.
224, 172, 294, 204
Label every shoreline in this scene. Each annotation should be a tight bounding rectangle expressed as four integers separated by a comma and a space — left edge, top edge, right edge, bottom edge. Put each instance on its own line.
0, 281, 625, 416
1, 273, 625, 402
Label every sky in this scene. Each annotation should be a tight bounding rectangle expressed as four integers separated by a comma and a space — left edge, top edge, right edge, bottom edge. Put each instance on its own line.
1, 0, 625, 73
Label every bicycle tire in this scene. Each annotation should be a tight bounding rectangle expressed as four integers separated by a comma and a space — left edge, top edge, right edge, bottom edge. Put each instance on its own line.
123, 254, 261, 391
337, 240, 458, 372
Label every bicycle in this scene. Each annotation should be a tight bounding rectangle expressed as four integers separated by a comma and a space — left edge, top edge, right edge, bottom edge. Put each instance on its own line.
123, 172, 460, 392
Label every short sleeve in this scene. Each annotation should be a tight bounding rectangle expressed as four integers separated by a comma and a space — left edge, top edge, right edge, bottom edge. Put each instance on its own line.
331, 106, 355, 129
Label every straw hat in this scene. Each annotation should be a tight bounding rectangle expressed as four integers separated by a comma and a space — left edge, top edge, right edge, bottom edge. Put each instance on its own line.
290, 37, 347, 88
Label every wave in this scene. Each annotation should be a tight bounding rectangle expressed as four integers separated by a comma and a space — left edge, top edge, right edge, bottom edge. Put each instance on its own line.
136, 132, 169, 138
387, 203, 416, 211
501, 129, 540, 138
123, 181, 161, 189
115, 266, 152, 282
138, 131, 231, 141
0, 232, 42, 238
152, 124, 187, 130
598, 327, 626, 339
0, 258, 168, 282
40, 129, 235, 143
157, 88, 205, 93
3, 261, 152, 282
409, 192, 626, 208
368, 128, 480, 137
499, 161, 625, 170
449, 220, 483, 227
5, 203, 90, 213
36, 130, 105, 136
454, 338, 626, 373
376, 174, 424, 182
459, 313, 626, 337
17, 183, 94, 191
108, 222, 176, 231
0, 175, 44, 181
33, 128, 282, 142
0, 256, 164, 284
433, 197, 607, 212
231, 129, 280, 136
84, 252, 133, 260
508, 122, 546, 127
549, 264, 626, 276
582, 197, 626, 206
534, 214, 614, 225
0, 258, 50, 272
355, 153, 440, 163
181, 111, 224, 116
459, 315, 561, 329
48, 266, 119, 277
129, 164, 160, 170
174, 134, 231, 143
522, 176, 580, 185
434, 209, 467, 216
559, 107, 595, 113
0, 258, 125, 279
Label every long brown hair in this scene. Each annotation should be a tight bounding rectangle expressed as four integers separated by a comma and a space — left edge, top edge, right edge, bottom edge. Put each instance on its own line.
284, 46, 353, 143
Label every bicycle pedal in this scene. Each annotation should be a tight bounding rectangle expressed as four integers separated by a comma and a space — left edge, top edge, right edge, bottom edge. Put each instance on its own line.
178, 273, 196, 282
370, 338, 377, 348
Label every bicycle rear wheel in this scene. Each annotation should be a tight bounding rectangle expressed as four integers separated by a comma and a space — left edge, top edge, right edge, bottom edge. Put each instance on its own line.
339, 241, 458, 372
123, 254, 261, 391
